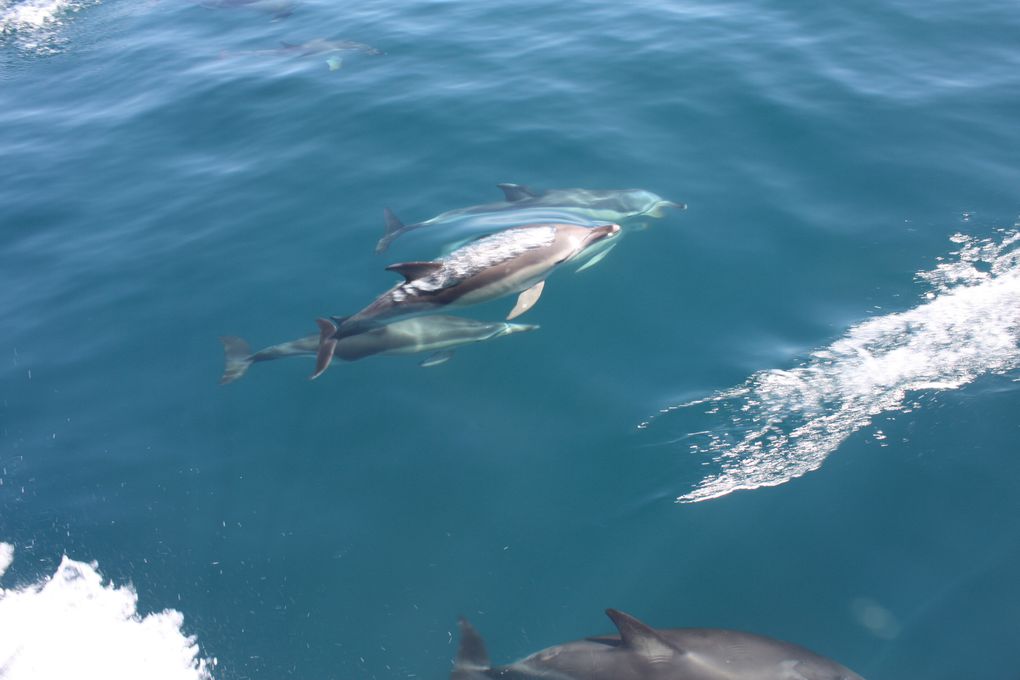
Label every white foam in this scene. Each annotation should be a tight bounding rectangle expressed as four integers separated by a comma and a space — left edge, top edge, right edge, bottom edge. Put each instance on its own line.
0, 0, 99, 54
641, 229, 1020, 503
0, 543, 216, 680
0, 543, 13, 578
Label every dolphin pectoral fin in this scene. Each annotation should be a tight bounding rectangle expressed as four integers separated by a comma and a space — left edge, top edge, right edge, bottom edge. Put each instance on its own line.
376, 208, 406, 254
219, 336, 253, 384
605, 609, 683, 659
496, 183, 537, 202
325, 56, 342, 70
419, 350, 454, 367
386, 260, 443, 283
575, 242, 617, 272
309, 318, 338, 380
507, 280, 544, 320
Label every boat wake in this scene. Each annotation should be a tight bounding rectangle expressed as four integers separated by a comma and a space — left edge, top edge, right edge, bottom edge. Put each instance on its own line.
0, 541, 215, 680
640, 229, 1020, 503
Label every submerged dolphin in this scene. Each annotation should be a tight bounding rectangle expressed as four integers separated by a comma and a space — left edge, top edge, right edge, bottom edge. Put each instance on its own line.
201, 0, 296, 20
218, 38, 382, 71
452, 609, 865, 680
219, 315, 537, 384
377, 184, 682, 253
312, 222, 620, 379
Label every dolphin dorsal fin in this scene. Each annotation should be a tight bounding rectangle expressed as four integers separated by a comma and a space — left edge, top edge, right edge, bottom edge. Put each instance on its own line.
605, 609, 683, 660
456, 618, 491, 669
496, 183, 537, 202
309, 318, 338, 380
385, 261, 443, 283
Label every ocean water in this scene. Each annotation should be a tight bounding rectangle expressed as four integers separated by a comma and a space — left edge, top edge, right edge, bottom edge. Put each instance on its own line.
1, 0, 1019, 679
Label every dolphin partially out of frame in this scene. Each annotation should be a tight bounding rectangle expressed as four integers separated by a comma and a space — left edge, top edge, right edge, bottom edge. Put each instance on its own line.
312, 222, 620, 379
376, 184, 683, 253
219, 315, 538, 384
452, 609, 865, 680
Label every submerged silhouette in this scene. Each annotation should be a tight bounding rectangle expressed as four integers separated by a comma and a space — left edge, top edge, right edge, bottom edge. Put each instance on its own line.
219, 315, 537, 384
377, 184, 683, 253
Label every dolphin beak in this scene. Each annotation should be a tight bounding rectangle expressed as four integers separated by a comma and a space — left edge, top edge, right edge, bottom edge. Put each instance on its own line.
581, 223, 621, 249
646, 201, 686, 217
503, 323, 540, 335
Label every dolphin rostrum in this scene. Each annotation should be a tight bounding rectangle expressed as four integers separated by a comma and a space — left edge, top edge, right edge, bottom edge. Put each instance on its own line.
219, 315, 538, 384
312, 222, 620, 379
452, 609, 865, 680
377, 184, 682, 253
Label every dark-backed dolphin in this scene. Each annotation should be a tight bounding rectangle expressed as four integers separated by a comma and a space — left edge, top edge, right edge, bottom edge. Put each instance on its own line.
452, 609, 865, 680
312, 222, 620, 379
377, 185, 682, 253
219, 315, 538, 384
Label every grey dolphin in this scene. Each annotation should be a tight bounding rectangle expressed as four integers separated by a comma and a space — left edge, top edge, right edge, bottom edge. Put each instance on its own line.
218, 38, 382, 71
377, 185, 682, 253
219, 315, 538, 384
452, 609, 865, 680
312, 222, 620, 379
201, 0, 296, 20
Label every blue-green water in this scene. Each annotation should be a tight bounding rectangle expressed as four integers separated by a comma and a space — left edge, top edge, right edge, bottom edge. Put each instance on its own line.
2, 1, 1019, 679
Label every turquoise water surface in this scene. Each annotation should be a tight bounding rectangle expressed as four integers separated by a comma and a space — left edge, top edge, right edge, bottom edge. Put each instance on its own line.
2, 1, 1019, 679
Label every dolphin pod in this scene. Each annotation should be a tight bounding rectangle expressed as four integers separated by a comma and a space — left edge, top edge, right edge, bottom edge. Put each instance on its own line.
219, 315, 539, 384
310, 222, 621, 379
452, 609, 866, 680
377, 183, 684, 253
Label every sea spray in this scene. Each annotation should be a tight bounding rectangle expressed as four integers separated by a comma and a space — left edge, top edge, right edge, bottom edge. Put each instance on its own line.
0, 542, 216, 680
640, 229, 1020, 503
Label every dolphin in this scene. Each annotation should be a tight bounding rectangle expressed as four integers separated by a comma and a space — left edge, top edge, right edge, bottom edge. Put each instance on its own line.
377, 185, 682, 253
217, 38, 382, 71
312, 222, 620, 379
219, 315, 538, 384
452, 609, 866, 680
200, 0, 296, 20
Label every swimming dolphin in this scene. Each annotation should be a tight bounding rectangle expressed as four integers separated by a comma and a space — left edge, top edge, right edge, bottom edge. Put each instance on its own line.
312, 223, 620, 379
218, 38, 382, 71
377, 185, 682, 253
452, 609, 866, 680
219, 315, 538, 384
200, 0, 295, 20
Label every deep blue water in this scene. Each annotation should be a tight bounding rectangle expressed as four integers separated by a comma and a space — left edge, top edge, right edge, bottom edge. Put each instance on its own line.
2, 1, 1020, 679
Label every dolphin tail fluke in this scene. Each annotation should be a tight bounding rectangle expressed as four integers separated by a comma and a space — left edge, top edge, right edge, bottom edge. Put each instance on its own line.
451, 617, 491, 680
309, 318, 338, 380
376, 208, 406, 254
219, 336, 253, 384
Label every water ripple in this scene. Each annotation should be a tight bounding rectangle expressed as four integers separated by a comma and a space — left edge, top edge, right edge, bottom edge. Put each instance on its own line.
0, 0, 99, 55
